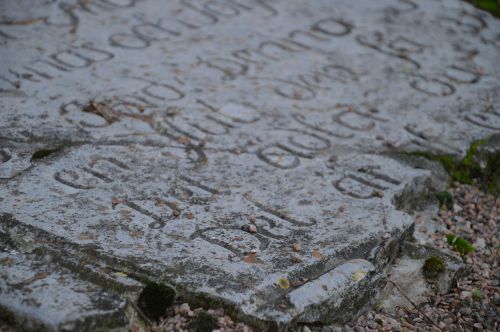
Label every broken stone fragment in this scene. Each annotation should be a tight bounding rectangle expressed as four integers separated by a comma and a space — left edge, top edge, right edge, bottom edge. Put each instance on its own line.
0, 250, 127, 331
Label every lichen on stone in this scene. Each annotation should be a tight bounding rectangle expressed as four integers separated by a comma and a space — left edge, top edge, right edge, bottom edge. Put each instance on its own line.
277, 277, 290, 289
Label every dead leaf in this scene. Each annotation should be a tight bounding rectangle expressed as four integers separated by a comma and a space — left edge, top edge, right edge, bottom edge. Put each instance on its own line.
0, 257, 14, 266
129, 231, 143, 238
111, 197, 122, 208
79, 233, 95, 241
243, 253, 258, 264
83, 100, 118, 123
178, 136, 191, 145
312, 250, 324, 260
1, 18, 43, 26
154, 199, 166, 208
24, 272, 49, 284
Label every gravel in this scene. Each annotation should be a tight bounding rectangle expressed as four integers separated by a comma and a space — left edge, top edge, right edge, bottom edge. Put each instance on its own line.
350, 183, 499, 331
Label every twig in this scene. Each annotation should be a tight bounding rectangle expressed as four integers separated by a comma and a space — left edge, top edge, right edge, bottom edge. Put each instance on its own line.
387, 278, 443, 331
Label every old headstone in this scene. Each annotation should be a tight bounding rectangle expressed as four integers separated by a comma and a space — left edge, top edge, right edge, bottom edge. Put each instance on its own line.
1, 0, 499, 329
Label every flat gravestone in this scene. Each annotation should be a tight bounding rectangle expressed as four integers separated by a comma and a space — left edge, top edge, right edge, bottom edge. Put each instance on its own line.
0, 0, 499, 328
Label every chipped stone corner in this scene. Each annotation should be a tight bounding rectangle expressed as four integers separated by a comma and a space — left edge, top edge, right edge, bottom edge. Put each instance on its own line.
377, 241, 467, 315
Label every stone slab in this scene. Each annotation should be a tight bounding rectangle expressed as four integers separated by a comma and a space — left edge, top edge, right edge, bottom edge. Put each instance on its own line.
0, 0, 499, 328
0, 246, 127, 331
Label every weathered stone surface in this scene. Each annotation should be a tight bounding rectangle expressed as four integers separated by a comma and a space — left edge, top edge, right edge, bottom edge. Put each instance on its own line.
0, 0, 499, 329
0, 245, 128, 331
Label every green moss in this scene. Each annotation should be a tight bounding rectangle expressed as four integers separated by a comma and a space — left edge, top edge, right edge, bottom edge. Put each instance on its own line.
436, 191, 454, 210
446, 235, 475, 256
406, 137, 500, 195
137, 282, 176, 320
100, 318, 125, 329
484, 150, 500, 195
472, 289, 482, 301
422, 256, 445, 279
450, 138, 487, 184
189, 311, 218, 332
467, 0, 500, 16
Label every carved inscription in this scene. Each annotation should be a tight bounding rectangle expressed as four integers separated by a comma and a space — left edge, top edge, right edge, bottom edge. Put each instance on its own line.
333, 166, 401, 199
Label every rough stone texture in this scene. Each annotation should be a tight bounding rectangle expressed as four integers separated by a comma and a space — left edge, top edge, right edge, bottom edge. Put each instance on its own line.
0, 235, 128, 331
0, 0, 499, 329
379, 242, 467, 314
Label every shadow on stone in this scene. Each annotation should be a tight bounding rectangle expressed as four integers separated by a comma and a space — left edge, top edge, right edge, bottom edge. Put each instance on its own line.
189, 311, 218, 332
137, 283, 176, 321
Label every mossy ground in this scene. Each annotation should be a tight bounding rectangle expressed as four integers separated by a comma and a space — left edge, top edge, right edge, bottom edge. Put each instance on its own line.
407, 137, 500, 196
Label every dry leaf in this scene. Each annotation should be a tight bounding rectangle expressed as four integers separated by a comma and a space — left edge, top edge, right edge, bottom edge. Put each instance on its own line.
312, 249, 324, 260
2, 18, 42, 26
111, 197, 122, 208
129, 231, 143, 238
79, 233, 95, 241
0, 257, 14, 266
25, 272, 49, 284
243, 253, 258, 264
178, 136, 191, 144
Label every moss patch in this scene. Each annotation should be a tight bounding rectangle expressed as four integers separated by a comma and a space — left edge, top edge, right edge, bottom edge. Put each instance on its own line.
466, 0, 500, 17
407, 137, 500, 195
137, 282, 176, 320
422, 256, 445, 279
472, 289, 483, 301
436, 191, 454, 210
483, 150, 500, 194
446, 235, 475, 256
189, 311, 218, 332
